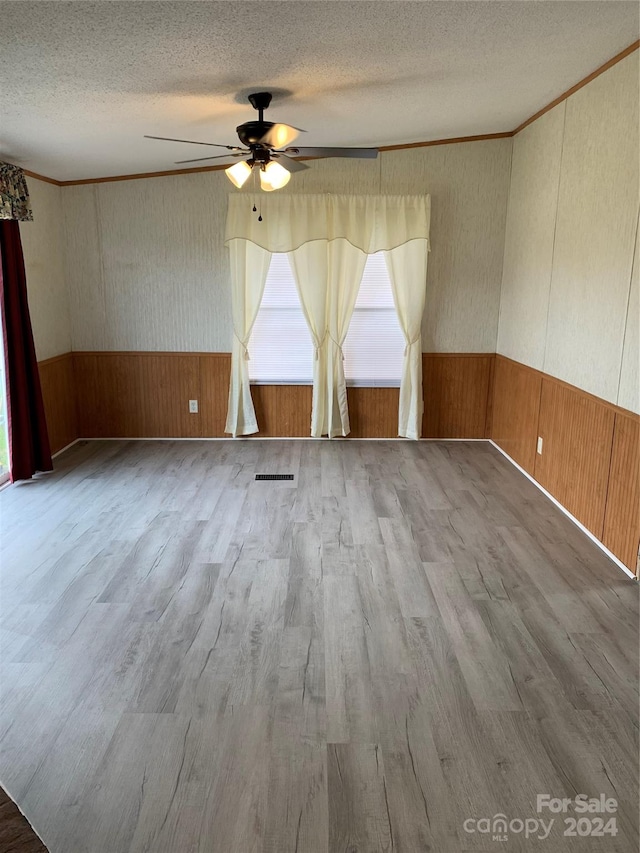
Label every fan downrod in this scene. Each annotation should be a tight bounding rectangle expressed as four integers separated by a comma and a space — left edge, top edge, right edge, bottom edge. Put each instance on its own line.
237, 92, 276, 147
247, 92, 273, 121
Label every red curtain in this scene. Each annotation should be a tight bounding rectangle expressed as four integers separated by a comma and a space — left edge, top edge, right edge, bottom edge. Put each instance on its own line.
0, 220, 52, 481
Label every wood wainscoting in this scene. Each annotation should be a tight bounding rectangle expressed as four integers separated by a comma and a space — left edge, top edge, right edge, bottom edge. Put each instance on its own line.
252, 386, 404, 439
251, 384, 314, 437
67, 351, 494, 440
603, 413, 640, 572
38, 353, 77, 454
491, 354, 640, 574
535, 380, 615, 538
73, 352, 231, 439
423, 353, 493, 438
491, 356, 542, 474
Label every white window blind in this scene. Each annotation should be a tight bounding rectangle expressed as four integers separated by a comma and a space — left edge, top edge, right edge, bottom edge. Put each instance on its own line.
248, 252, 405, 386
343, 253, 405, 387
249, 253, 313, 384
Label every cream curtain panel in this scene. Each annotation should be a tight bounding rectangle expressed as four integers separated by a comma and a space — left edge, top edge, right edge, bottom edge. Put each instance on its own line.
289, 239, 367, 437
325, 240, 368, 437
287, 241, 328, 436
224, 239, 272, 437
384, 240, 430, 439
225, 194, 430, 438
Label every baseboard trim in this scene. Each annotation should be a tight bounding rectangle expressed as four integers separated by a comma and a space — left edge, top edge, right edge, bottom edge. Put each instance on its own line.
490, 440, 636, 581
420, 438, 488, 441
52, 438, 81, 458
76, 436, 409, 441
75, 435, 491, 442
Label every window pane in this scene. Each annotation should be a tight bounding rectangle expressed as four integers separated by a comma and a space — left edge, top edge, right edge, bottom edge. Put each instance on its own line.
343, 253, 405, 387
249, 254, 313, 384
248, 251, 405, 387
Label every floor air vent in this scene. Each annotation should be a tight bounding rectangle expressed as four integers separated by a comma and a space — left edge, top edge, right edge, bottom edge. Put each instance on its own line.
255, 473, 294, 481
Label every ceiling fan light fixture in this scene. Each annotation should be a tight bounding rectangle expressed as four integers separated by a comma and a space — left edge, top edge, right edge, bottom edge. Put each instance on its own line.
147, 91, 378, 182
260, 176, 276, 192
260, 160, 291, 191
225, 160, 252, 188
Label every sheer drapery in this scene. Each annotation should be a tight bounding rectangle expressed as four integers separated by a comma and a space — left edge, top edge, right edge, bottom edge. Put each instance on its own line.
225, 194, 430, 438
326, 240, 367, 437
225, 239, 272, 437
289, 239, 367, 437
384, 239, 430, 439
287, 241, 328, 436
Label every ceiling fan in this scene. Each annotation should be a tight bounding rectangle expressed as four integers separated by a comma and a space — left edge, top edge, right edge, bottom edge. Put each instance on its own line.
145, 91, 378, 191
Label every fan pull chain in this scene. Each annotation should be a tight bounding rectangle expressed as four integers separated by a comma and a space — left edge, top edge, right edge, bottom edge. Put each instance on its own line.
250, 168, 263, 221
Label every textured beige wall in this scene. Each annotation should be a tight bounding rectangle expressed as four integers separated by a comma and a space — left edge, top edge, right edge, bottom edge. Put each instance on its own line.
62, 185, 107, 351
380, 141, 512, 352
497, 103, 565, 369
61, 140, 512, 354
19, 178, 71, 360
498, 51, 640, 412
544, 53, 639, 404
63, 173, 231, 352
618, 211, 639, 414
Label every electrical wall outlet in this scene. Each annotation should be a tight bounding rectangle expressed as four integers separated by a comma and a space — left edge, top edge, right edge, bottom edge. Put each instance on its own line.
536, 436, 543, 455
189, 400, 198, 414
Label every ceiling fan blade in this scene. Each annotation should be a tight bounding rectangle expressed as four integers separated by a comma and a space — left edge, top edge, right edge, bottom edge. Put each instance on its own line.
174, 153, 247, 165
145, 135, 241, 151
285, 146, 378, 160
271, 153, 310, 173
260, 124, 304, 148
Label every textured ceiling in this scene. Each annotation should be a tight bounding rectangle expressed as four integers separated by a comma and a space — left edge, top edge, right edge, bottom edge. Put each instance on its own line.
1, 1, 638, 181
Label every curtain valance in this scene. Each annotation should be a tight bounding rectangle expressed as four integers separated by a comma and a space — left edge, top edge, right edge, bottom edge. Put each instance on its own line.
0, 163, 33, 222
225, 193, 430, 253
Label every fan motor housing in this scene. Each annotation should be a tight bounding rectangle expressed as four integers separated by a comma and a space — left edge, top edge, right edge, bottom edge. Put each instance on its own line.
236, 121, 274, 147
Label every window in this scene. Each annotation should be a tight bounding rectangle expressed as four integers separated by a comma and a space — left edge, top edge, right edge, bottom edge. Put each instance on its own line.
343, 253, 405, 387
249, 253, 314, 384
249, 252, 405, 386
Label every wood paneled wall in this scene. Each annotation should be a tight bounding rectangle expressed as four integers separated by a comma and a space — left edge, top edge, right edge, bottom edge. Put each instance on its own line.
423, 354, 493, 438
603, 414, 640, 572
252, 385, 314, 437
38, 353, 77, 454
73, 352, 231, 439
491, 356, 542, 474
491, 354, 639, 573
535, 380, 616, 536
199, 354, 235, 436
68, 351, 493, 440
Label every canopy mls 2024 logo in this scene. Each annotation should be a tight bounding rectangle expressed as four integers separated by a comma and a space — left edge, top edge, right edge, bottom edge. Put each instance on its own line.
463, 794, 618, 842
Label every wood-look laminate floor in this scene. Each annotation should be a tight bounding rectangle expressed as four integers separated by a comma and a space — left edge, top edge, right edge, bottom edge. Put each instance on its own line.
0, 439, 637, 853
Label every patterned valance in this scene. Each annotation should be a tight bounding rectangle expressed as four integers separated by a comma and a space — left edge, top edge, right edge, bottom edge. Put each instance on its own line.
0, 162, 33, 221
